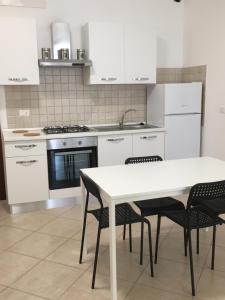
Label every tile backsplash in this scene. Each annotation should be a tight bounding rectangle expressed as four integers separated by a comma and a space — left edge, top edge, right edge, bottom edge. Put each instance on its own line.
5, 67, 146, 128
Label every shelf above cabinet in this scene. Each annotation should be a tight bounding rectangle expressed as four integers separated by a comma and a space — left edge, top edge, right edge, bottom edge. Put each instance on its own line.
38, 59, 92, 68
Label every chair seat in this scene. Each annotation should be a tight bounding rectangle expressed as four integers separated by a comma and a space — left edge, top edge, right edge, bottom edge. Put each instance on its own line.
134, 197, 185, 216
89, 203, 145, 229
163, 207, 223, 229
200, 197, 225, 216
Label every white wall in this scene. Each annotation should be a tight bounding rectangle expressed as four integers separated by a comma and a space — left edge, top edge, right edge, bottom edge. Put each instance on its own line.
0, 0, 184, 67
184, 0, 225, 160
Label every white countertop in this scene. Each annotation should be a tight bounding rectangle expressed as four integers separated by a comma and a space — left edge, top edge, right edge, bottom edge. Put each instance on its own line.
2, 126, 165, 142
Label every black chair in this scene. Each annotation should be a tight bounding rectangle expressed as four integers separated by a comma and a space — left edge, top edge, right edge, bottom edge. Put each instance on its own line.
79, 171, 154, 289
156, 180, 225, 296
123, 155, 185, 264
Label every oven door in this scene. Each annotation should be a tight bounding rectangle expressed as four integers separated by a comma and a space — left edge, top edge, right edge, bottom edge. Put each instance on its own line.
48, 146, 97, 190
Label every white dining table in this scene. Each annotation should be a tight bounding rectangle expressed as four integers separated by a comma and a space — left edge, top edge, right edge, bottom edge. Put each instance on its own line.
80, 156, 225, 300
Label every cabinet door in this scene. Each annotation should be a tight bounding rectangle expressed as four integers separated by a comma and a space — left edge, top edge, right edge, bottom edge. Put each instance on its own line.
98, 135, 132, 166
133, 132, 165, 158
85, 22, 124, 84
0, 18, 39, 85
124, 24, 156, 84
6, 155, 49, 204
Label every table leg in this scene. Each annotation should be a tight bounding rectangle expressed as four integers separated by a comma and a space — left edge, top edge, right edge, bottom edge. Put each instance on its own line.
80, 177, 87, 257
109, 200, 118, 300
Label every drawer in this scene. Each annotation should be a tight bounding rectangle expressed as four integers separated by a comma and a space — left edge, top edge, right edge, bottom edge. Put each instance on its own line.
5, 140, 46, 157
133, 132, 165, 158
5, 155, 49, 204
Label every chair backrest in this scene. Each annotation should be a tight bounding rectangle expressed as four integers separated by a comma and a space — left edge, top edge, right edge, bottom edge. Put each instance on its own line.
187, 180, 225, 209
125, 155, 163, 165
80, 171, 103, 208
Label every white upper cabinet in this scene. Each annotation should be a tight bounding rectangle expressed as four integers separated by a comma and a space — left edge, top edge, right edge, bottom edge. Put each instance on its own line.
0, 18, 39, 85
83, 22, 124, 84
124, 24, 156, 84
83, 22, 156, 85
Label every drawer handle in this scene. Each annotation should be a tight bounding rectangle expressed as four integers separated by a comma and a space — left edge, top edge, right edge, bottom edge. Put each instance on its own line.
100, 77, 117, 81
8, 77, 29, 83
16, 160, 37, 166
15, 144, 37, 150
133, 77, 149, 81
107, 138, 125, 142
140, 136, 158, 140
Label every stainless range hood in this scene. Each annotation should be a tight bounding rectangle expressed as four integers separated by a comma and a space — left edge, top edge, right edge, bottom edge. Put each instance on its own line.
38, 59, 92, 67
39, 22, 92, 68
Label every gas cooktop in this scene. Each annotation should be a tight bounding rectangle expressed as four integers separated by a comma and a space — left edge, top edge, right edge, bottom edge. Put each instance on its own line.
43, 125, 90, 135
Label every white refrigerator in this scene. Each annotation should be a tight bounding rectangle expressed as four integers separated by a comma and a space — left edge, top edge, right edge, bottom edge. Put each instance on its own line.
147, 82, 202, 160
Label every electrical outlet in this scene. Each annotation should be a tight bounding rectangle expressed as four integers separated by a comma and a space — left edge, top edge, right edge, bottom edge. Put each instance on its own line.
19, 110, 30, 117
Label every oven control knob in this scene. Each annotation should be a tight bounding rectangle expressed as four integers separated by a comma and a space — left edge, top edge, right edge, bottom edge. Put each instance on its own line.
78, 141, 82, 145
62, 142, 67, 146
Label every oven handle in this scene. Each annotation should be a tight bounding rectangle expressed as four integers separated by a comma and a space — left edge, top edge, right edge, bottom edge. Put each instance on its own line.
56, 150, 93, 156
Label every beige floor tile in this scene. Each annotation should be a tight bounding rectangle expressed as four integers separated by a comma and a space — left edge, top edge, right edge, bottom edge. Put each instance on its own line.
96, 248, 148, 283
205, 245, 225, 273
0, 212, 56, 231
13, 261, 84, 299
0, 226, 32, 250
47, 238, 99, 270
197, 268, 225, 300
0, 288, 44, 299
0, 251, 39, 286
9, 232, 67, 259
137, 258, 203, 296
60, 206, 94, 223
38, 217, 81, 238
39, 206, 72, 217
158, 229, 210, 266
69, 272, 133, 300
126, 284, 192, 300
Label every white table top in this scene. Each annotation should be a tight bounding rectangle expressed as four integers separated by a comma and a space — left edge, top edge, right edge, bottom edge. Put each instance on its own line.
82, 157, 225, 203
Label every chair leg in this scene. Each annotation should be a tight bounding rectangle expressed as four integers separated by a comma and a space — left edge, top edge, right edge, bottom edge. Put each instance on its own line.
91, 225, 102, 289
196, 228, 200, 255
187, 229, 195, 296
79, 209, 88, 264
123, 224, 126, 240
184, 228, 188, 257
211, 225, 216, 270
154, 215, 161, 264
129, 223, 132, 252
147, 221, 154, 277
140, 221, 144, 265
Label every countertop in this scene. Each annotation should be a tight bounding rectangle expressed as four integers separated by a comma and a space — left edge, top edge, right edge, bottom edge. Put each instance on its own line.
2, 125, 165, 142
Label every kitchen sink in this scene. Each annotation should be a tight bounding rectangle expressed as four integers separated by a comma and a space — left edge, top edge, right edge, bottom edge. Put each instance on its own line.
93, 124, 158, 132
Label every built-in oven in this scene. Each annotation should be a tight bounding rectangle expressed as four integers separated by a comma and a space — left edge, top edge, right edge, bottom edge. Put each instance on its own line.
47, 137, 98, 190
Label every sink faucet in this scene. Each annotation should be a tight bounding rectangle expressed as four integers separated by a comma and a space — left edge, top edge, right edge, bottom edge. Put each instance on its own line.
119, 109, 137, 129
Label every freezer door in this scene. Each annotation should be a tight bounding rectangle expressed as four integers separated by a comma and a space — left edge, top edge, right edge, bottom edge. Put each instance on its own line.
165, 114, 201, 160
164, 83, 202, 115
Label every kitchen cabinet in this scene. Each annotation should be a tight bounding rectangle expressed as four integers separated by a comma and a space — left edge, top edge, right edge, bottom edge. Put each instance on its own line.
124, 24, 156, 84
83, 22, 124, 84
83, 22, 156, 85
4, 140, 48, 205
98, 131, 165, 167
132, 132, 164, 158
0, 17, 39, 85
98, 134, 133, 166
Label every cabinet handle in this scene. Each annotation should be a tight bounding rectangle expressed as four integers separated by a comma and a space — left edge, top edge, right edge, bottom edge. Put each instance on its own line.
8, 78, 29, 83
140, 136, 158, 140
15, 144, 37, 150
100, 77, 117, 81
16, 160, 37, 166
133, 77, 149, 81
107, 138, 125, 142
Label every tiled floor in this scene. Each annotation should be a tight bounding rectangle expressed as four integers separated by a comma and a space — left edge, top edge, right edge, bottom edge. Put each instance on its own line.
0, 197, 224, 299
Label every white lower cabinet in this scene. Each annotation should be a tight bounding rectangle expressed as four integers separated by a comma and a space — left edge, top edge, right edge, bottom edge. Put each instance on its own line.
5, 155, 49, 205
98, 135, 133, 166
133, 132, 165, 158
98, 131, 165, 167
